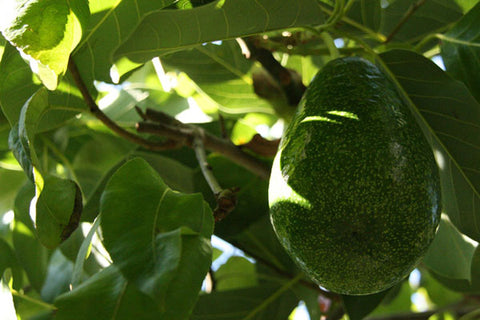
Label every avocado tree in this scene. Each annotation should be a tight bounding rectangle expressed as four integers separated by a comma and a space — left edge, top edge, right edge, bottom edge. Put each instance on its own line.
0, 0, 480, 319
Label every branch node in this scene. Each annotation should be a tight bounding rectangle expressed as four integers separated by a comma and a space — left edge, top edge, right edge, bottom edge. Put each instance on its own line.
214, 187, 239, 222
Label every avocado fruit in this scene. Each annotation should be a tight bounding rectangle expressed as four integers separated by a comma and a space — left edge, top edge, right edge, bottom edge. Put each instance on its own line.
268, 57, 441, 295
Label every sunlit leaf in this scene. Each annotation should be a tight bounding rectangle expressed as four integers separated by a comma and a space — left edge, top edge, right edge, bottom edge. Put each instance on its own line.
115, 0, 326, 62
163, 41, 273, 115
380, 49, 480, 242
72, 0, 177, 85
0, 0, 89, 89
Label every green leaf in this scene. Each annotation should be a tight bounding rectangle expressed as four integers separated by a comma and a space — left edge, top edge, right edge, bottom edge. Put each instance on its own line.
115, 0, 326, 62
0, 0, 88, 89
71, 217, 101, 288
0, 168, 26, 215
10, 88, 51, 178
342, 289, 391, 320
380, 49, 480, 242
13, 183, 49, 292
421, 270, 462, 307
55, 266, 160, 320
35, 175, 83, 249
347, 0, 382, 32
215, 256, 258, 291
100, 158, 213, 318
429, 246, 480, 293
72, 0, 177, 84
163, 41, 273, 115
135, 150, 196, 193
230, 215, 297, 274
441, 2, 480, 101
0, 43, 41, 126
0, 43, 87, 129
40, 250, 74, 303
369, 281, 413, 317
423, 216, 476, 280
380, 0, 462, 42
0, 238, 23, 290
192, 283, 299, 320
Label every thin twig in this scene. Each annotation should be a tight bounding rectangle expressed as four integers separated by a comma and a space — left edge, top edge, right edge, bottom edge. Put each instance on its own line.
192, 129, 238, 221
193, 129, 223, 195
384, 0, 427, 43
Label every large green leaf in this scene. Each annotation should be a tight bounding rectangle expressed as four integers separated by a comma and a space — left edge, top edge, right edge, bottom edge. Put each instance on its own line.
115, 0, 326, 62
0, 0, 89, 89
163, 41, 273, 115
380, 0, 463, 43
35, 175, 83, 249
55, 266, 160, 320
441, 2, 480, 101
100, 158, 213, 318
192, 283, 299, 320
380, 49, 480, 242
72, 0, 177, 85
423, 216, 476, 280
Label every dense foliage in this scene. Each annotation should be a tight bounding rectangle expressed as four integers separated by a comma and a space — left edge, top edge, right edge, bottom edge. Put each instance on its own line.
0, 0, 480, 319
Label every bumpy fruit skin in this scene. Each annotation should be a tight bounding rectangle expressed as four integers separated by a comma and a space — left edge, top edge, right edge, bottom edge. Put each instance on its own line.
268, 57, 441, 295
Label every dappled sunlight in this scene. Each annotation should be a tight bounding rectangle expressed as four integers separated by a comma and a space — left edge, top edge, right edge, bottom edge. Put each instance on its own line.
301, 110, 360, 125
433, 149, 445, 171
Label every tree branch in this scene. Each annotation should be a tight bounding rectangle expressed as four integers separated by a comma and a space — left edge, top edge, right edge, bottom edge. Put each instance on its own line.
243, 37, 306, 106
136, 110, 271, 180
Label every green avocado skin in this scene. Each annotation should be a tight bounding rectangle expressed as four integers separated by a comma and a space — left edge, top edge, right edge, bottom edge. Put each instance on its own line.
268, 57, 441, 295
